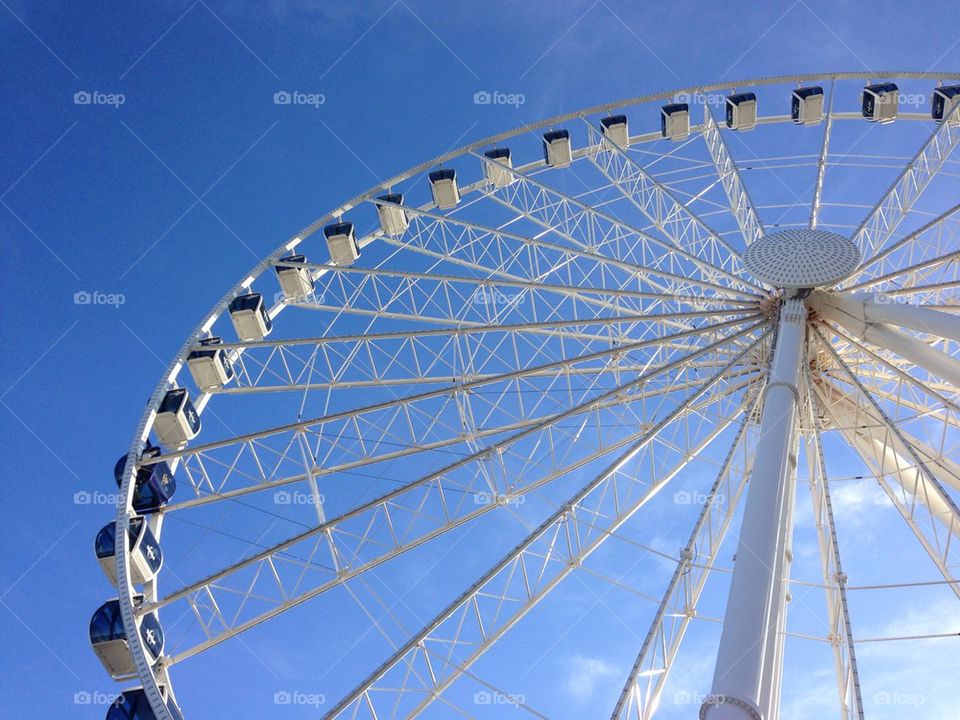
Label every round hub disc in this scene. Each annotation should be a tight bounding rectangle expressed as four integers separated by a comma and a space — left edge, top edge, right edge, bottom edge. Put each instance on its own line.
743, 229, 860, 289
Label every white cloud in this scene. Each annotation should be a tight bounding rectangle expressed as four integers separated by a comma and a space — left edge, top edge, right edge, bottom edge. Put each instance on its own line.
565, 654, 619, 703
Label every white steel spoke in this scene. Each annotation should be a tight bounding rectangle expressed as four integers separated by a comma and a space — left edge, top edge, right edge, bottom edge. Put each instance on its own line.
148, 326, 768, 662
152, 316, 762, 507
802, 369, 863, 720
844, 101, 960, 279
323, 331, 768, 719
845, 204, 960, 291
581, 118, 759, 292
812, 329, 960, 597
472, 151, 761, 297
369, 201, 757, 302
810, 80, 837, 230
702, 105, 765, 246
612, 386, 764, 720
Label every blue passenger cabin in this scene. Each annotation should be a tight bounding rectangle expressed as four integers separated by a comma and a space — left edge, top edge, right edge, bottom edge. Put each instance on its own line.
114, 445, 176, 514
600, 114, 629, 148
153, 388, 200, 449
229, 292, 272, 341
482, 148, 513, 188
429, 169, 460, 209
106, 687, 183, 720
932, 84, 960, 124
324, 221, 360, 265
89, 598, 164, 679
661, 103, 690, 141
791, 86, 824, 125
375, 193, 409, 235
186, 336, 234, 390
862, 82, 898, 123
542, 129, 572, 167
95, 516, 163, 587
725, 92, 757, 131
275, 253, 314, 300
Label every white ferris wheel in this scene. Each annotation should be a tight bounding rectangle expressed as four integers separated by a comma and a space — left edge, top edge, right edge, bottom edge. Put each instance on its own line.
89, 71, 960, 720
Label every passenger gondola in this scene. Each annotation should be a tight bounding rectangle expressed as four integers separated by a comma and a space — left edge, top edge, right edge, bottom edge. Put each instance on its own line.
95, 516, 162, 587
862, 82, 898, 123
186, 336, 234, 390
153, 388, 200, 449
228, 292, 272, 341
113, 445, 176, 514
275, 253, 314, 300
324, 221, 360, 265
725, 92, 757, 131
428, 168, 460, 209
932, 84, 960, 125
89, 598, 164, 679
375, 193, 409, 235
660, 103, 690, 141
791, 86, 824, 125
482, 148, 514, 188
600, 114, 629, 147
542, 129, 572, 167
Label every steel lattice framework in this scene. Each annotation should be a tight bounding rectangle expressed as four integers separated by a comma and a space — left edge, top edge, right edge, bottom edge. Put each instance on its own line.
104, 72, 960, 720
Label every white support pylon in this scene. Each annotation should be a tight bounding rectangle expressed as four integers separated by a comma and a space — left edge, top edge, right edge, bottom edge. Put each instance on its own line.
701, 298, 807, 720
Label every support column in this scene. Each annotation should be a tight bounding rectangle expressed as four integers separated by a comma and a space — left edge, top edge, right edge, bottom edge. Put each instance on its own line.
701, 298, 806, 720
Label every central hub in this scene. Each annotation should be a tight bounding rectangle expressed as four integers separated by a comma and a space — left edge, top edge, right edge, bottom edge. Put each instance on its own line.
743, 229, 860, 289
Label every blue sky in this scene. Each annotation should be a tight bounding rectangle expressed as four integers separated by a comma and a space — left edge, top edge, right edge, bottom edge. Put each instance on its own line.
1, 1, 959, 718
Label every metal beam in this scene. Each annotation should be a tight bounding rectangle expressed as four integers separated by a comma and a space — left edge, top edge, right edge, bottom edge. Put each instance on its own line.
323, 332, 768, 719
612, 387, 764, 720
703, 299, 807, 720
701, 105, 765, 247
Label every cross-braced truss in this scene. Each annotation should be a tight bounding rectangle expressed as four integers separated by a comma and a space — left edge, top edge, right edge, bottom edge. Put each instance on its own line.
109, 72, 960, 720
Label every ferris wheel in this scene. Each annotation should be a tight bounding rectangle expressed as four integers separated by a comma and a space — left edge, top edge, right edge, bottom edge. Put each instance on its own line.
89, 71, 960, 720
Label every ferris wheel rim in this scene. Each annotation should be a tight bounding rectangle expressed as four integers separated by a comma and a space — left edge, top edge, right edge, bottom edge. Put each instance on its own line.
109, 70, 960, 720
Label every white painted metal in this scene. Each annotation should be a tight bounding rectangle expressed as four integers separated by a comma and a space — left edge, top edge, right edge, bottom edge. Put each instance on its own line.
108, 72, 960, 720
702, 299, 807, 720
